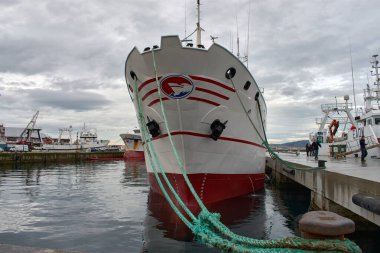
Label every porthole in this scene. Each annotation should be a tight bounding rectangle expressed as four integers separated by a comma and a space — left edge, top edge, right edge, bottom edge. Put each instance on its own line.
225, 67, 236, 79
244, 81, 251, 90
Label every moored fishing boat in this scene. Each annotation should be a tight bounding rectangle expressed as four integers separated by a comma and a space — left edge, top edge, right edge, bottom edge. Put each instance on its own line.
120, 128, 144, 160
125, 2, 267, 206
38, 124, 110, 151
309, 54, 380, 159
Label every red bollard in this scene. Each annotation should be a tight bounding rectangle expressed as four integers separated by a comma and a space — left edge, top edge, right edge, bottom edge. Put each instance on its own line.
299, 211, 355, 240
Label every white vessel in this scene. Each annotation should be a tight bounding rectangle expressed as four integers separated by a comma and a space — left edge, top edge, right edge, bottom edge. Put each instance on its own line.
40, 124, 110, 151
310, 55, 380, 158
120, 128, 144, 159
125, 2, 267, 205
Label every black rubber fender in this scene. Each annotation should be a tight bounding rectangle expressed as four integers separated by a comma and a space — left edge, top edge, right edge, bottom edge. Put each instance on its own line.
352, 193, 380, 215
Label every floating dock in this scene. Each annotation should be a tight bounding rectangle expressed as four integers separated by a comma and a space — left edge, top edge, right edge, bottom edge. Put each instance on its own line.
267, 153, 380, 226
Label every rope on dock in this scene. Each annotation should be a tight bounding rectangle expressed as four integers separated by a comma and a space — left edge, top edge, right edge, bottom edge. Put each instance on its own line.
125, 47, 361, 253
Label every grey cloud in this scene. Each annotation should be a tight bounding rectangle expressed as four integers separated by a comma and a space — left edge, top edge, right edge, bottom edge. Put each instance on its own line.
26, 89, 111, 111
1, 0, 380, 143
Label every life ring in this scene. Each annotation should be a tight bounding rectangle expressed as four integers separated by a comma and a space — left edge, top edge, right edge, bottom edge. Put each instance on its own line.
328, 119, 339, 143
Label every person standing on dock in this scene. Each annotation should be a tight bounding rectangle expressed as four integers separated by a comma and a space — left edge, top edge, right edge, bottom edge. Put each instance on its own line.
306, 143, 310, 156
312, 140, 321, 160
359, 136, 368, 161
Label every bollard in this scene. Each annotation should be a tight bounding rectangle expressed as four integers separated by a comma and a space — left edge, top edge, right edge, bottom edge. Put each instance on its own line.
317, 160, 327, 168
299, 211, 355, 240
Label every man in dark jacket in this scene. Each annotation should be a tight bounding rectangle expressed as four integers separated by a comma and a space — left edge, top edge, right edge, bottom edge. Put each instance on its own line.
359, 136, 367, 161
312, 140, 322, 160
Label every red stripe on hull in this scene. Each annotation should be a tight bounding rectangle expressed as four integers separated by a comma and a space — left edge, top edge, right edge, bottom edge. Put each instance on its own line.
148, 172, 265, 206
187, 96, 220, 106
147, 97, 169, 107
150, 131, 265, 149
141, 88, 158, 101
195, 87, 230, 100
123, 150, 145, 160
189, 75, 235, 92
138, 77, 161, 92
138, 75, 234, 93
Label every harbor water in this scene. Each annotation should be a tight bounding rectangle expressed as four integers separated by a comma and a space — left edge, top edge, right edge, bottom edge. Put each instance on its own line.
0, 161, 378, 252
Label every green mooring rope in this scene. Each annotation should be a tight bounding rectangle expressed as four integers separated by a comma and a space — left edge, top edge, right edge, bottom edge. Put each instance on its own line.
226, 75, 324, 172
126, 47, 361, 252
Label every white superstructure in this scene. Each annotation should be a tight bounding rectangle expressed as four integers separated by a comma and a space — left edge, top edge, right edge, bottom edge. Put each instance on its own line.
310, 55, 380, 158
39, 124, 110, 151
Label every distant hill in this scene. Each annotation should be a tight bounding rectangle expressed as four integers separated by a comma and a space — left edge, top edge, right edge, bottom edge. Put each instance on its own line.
270, 140, 309, 149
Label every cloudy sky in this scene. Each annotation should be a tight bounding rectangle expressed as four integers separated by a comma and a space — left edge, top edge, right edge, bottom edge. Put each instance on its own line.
1, 0, 379, 144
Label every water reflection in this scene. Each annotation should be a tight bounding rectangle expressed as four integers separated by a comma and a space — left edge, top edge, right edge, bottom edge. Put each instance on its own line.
141, 186, 303, 252
0, 160, 378, 253
121, 160, 147, 187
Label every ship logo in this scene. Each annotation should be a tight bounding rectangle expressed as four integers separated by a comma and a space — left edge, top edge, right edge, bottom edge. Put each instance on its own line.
160, 75, 194, 99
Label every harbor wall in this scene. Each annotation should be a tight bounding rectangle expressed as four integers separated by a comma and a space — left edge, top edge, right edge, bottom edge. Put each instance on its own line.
0, 151, 124, 165
266, 157, 380, 227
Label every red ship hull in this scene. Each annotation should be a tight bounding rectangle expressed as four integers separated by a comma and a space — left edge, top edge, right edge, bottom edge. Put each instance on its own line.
148, 172, 265, 207
124, 150, 145, 160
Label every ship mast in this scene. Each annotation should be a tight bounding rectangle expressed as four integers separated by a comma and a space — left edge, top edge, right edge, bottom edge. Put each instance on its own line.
196, 0, 202, 46
371, 54, 380, 86
370, 54, 380, 107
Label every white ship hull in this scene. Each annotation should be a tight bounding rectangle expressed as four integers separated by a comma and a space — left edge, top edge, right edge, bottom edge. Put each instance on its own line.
40, 141, 109, 151
120, 132, 144, 159
125, 36, 267, 205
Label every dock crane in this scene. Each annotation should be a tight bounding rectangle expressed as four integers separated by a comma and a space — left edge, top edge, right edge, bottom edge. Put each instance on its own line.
19, 111, 42, 147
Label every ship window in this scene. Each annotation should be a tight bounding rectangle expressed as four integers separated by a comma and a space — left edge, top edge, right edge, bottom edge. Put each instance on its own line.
375, 117, 380, 125
244, 81, 251, 90
367, 119, 372, 125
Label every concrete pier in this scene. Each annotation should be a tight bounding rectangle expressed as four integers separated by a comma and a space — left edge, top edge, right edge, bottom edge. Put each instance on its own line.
0, 151, 124, 165
266, 153, 380, 226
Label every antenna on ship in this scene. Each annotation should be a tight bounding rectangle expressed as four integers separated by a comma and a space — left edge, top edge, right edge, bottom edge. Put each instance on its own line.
349, 41, 357, 116
236, 15, 240, 58
230, 32, 234, 53
195, 0, 204, 46
184, 0, 187, 38
246, 0, 251, 68
181, 0, 203, 43
210, 35, 218, 43
235, 9, 249, 65
370, 54, 380, 105
371, 54, 380, 86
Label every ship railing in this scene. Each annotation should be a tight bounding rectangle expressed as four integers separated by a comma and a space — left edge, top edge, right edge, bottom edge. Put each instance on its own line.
315, 116, 351, 125
345, 135, 378, 152
321, 103, 352, 113
368, 104, 380, 110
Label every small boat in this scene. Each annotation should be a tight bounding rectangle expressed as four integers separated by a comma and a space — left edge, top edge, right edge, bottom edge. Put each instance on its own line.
310, 55, 380, 159
120, 128, 144, 160
124, 1, 267, 205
